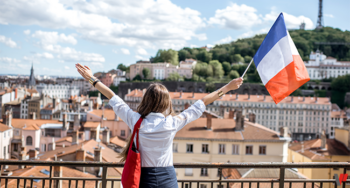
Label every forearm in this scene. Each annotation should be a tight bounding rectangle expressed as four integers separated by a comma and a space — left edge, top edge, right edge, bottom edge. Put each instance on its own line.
201, 85, 230, 105
93, 78, 115, 99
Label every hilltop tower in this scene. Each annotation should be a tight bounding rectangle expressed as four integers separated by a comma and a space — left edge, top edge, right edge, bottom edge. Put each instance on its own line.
28, 63, 36, 88
316, 0, 324, 29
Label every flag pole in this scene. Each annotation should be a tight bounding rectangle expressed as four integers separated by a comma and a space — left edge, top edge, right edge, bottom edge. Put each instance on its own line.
240, 58, 254, 78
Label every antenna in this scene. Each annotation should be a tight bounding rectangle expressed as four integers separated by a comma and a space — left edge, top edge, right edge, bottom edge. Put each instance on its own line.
316, 0, 323, 29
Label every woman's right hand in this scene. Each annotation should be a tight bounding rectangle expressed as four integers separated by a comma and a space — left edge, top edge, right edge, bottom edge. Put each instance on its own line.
75, 63, 94, 81
227, 77, 244, 91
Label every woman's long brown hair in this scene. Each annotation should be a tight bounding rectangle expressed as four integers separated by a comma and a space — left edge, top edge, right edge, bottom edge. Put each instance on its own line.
119, 83, 174, 162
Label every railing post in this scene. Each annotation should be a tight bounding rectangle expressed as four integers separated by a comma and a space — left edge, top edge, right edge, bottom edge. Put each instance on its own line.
101, 166, 108, 188
279, 167, 285, 188
343, 168, 347, 188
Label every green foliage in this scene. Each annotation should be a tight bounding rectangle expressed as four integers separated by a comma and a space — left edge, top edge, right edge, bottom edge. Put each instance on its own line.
117, 64, 127, 71
229, 70, 240, 79
133, 74, 142, 81
142, 68, 151, 79
231, 64, 240, 71
166, 72, 184, 81
153, 49, 179, 65
209, 60, 224, 78
222, 61, 231, 75
232, 54, 245, 63
244, 55, 252, 63
330, 75, 350, 108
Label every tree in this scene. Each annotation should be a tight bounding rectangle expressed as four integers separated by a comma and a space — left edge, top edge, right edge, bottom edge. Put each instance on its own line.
117, 64, 127, 71
229, 70, 240, 79
232, 54, 244, 63
166, 72, 183, 81
222, 61, 231, 75
209, 60, 224, 78
244, 55, 252, 63
231, 64, 240, 71
142, 68, 150, 79
153, 49, 179, 65
133, 74, 142, 81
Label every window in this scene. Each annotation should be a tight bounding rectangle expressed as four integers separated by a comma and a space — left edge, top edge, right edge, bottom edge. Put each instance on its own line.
185, 168, 193, 176
202, 144, 209, 153
13, 144, 18, 152
173, 143, 178, 153
186, 144, 193, 153
246, 146, 253, 155
200, 168, 208, 176
259, 146, 266, 155
219, 144, 225, 154
45, 129, 60, 137
232, 144, 239, 155
200, 185, 207, 188
26, 136, 33, 146
121, 130, 125, 136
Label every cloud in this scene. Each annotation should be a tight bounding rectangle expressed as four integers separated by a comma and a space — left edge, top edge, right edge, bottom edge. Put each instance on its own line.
64, 66, 70, 69
215, 36, 232, 44
236, 28, 269, 40
0, 35, 17, 48
325, 14, 334, 18
0, 57, 21, 63
208, 3, 261, 30
120, 48, 130, 55
137, 48, 148, 55
43, 44, 105, 62
264, 10, 314, 29
34, 52, 54, 59
0, 0, 205, 49
135, 55, 148, 61
31, 30, 77, 45
24, 29, 31, 35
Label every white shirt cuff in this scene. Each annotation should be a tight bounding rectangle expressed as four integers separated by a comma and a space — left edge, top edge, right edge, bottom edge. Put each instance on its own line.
193, 100, 206, 112
108, 95, 124, 106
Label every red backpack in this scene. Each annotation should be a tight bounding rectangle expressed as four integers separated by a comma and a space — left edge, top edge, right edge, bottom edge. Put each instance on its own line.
122, 117, 143, 188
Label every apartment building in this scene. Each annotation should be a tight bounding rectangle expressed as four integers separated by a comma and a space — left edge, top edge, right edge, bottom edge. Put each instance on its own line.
288, 127, 350, 188
179, 58, 197, 69
36, 84, 80, 99
129, 61, 193, 80
0, 111, 12, 160
124, 89, 344, 141
56, 78, 91, 95
172, 108, 290, 187
27, 95, 52, 119
305, 50, 350, 80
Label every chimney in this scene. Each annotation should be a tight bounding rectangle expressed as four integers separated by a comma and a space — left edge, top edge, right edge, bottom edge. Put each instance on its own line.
142, 89, 146, 96
32, 112, 36, 120
102, 128, 110, 145
184, 103, 190, 110
228, 110, 234, 119
180, 90, 182, 98
248, 113, 256, 123
303, 96, 305, 102
291, 96, 293, 102
235, 110, 244, 131
206, 114, 212, 130
28, 149, 37, 159
5, 109, 12, 127
53, 156, 62, 188
114, 113, 119, 121
192, 91, 195, 98
94, 146, 103, 176
128, 88, 131, 94
15, 88, 18, 99
315, 96, 318, 103
279, 127, 289, 137
19, 146, 27, 169
263, 95, 266, 101
301, 142, 304, 153
76, 145, 86, 172
236, 94, 238, 100
321, 130, 326, 149
62, 113, 68, 130
51, 137, 56, 151
72, 130, 79, 145
73, 114, 80, 131
247, 93, 250, 100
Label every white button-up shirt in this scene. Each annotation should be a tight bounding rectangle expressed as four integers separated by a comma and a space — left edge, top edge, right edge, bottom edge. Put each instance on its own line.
109, 95, 206, 167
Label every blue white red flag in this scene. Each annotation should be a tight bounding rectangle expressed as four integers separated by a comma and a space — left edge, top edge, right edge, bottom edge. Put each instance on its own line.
253, 13, 310, 104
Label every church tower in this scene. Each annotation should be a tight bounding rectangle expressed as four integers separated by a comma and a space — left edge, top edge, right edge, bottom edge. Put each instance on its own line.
28, 63, 36, 88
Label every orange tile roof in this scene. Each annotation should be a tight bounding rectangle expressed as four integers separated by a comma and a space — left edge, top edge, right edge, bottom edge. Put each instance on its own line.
127, 90, 331, 105
26, 89, 38, 94
175, 118, 281, 141
331, 110, 347, 118
289, 139, 350, 159
11, 119, 62, 129
1, 165, 96, 188
0, 122, 11, 132
110, 136, 126, 147
88, 109, 115, 121
23, 124, 40, 130
84, 122, 100, 128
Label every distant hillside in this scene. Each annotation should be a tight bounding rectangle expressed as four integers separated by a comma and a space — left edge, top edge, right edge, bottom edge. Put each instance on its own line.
177, 27, 350, 63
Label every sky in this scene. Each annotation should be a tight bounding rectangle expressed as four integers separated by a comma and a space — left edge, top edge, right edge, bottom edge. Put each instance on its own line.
0, 0, 349, 77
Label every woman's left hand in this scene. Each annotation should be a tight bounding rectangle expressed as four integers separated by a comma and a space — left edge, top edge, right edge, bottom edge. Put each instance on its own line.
75, 63, 94, 81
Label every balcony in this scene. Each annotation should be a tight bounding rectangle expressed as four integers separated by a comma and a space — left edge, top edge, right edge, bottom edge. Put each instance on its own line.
0, 160, 349, 188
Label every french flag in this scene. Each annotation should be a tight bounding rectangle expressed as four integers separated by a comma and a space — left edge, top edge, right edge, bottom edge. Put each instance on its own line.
254, 13, 310, 104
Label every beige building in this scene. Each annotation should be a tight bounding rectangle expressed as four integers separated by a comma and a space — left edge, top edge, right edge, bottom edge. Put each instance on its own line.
172, 109, 290, 188
27, 95, 52, 119
129, 61, 193, 80
288, 126, 350, 188
125, 90, 343, 141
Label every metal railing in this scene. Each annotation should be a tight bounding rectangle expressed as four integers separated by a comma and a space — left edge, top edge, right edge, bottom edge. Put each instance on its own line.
0, 160, 349, 188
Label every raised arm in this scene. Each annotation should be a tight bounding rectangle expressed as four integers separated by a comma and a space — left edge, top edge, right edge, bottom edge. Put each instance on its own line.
75, 63, 115, 99
201, 77, 243, 105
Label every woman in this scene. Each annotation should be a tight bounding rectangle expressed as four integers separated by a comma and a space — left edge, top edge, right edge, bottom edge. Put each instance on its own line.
75, 63, 243, 188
